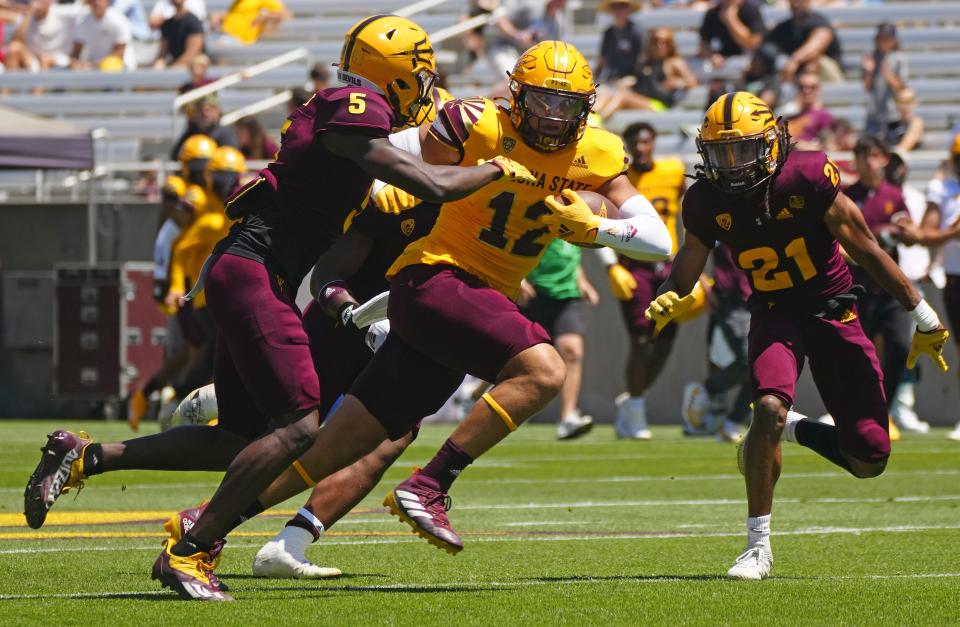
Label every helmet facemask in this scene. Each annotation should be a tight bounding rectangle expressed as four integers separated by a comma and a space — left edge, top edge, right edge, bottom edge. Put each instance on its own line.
388, 66, 438, 129
510, 82, 594, 152
697, 122, 786, 194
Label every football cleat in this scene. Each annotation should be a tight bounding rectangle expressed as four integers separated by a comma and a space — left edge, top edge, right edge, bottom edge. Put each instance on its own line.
556, 411, 593, 440
252, 526, 343, 579
152, 538, 233, 601
384, 473, 463, 555
157, 386, 179, 431
163, 503, 229, 590
170, 384, 218, 428
726, 545, 773, 580
128, 389, 148, 431
681, 382, 709, 431
24, 430, 92, 529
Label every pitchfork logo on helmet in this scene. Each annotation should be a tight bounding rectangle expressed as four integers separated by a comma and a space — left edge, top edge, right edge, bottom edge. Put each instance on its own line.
337, 15, 438, 129
697, 92, 788, 194
508, 41, 597, 152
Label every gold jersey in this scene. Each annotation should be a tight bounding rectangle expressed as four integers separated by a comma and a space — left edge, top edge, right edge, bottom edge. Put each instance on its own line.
626, 158, 686, 255
388, 97, 627, 297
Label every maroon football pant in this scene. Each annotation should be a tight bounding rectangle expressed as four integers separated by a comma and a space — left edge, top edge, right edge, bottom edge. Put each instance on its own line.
748, 303, 890, 464
204, 253, 322, 440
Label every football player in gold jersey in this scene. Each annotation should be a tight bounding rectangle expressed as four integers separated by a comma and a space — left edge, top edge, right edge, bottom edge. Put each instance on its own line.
600, 121, 687, 439
234, 40, 672, 554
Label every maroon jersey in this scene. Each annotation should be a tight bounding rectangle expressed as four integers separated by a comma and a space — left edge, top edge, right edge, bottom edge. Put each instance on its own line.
219, 86, 395, 287
711, 243, 751, 303
683, 150, 851, 307
347, 199, 440, 302
843, 180, 908, 293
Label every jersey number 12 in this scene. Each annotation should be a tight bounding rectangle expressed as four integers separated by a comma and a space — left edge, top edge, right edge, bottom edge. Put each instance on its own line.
478, 191, 551, 257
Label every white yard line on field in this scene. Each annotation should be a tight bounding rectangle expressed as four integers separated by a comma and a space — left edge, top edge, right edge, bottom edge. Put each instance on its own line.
2, 569, 960, 600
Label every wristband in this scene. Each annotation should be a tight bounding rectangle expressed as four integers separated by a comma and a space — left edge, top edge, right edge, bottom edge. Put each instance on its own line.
316, 280, 353, 323
338, 303, 355, 327
909, 299, 940, 332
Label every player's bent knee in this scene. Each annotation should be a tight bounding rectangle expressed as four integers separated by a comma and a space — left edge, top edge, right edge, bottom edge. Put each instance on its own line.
753, 394, 788, 427
530, 347, 567, 396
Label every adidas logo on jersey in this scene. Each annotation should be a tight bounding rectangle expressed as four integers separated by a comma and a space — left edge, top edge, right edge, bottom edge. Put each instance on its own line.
572, 155, 589, 169
775, 207, 793, 220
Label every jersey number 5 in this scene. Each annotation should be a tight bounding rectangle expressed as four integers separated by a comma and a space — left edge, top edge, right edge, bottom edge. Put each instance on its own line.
738, 237, 817, 291
478, 191, 550, 257
348, 92, 366, 114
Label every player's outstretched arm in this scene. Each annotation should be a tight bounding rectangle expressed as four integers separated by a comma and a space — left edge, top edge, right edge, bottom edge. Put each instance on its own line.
826, 191, 950, 371
322, 132, 519, 204
657, 231, 710, 299
645, 232, 711, 336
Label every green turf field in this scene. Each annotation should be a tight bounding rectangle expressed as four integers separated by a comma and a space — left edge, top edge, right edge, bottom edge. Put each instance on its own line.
1, 420, 958, 625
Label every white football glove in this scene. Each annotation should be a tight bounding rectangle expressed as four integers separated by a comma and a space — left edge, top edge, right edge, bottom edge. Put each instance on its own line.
365, 319, 390, 353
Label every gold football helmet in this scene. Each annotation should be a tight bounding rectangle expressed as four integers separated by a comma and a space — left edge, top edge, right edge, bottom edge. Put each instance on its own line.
206, 146, 247, 201
338, 15, 438, 129
508, 41, 596, 152
179, 134, 218, 182
697, 92, 786, 194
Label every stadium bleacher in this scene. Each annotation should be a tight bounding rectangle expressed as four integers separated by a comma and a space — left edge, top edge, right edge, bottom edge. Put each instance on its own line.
0, 0, 957, 198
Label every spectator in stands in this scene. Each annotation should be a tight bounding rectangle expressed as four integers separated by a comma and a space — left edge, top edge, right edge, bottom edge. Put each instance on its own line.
308, 62, 328, 91
3, 0, 74, 72
698, 0, 765, 69
864, 22, 907, 142
211, 0, 291, 46
594, 0, 643, 83
595, 27, 697, 118
71, 0, 135, 70
765, 0, 843, 83
784, 71, 833, 149
178, 53, 213, 92
459, 0, 496, 69
287, 86, 310, 114
171, 93, 237, 158
487, 0, 566, 77
112, 0, 149, 40
235, 116, 278, 160
891, 87, 924, 153
153, 0, 203, 69
149, 0, 205, 30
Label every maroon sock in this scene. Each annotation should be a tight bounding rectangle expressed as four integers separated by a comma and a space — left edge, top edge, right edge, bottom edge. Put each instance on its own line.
419, 438, 474, 493
794, 420, 854, 473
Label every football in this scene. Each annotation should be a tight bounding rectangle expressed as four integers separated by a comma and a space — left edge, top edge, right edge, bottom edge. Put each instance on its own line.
554, 190, 620, 248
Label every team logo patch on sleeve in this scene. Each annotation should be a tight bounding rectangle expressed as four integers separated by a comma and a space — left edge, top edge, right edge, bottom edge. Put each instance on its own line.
502, 137, 517, 154
716, 212, 733, 231
401, 218, 416, 237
